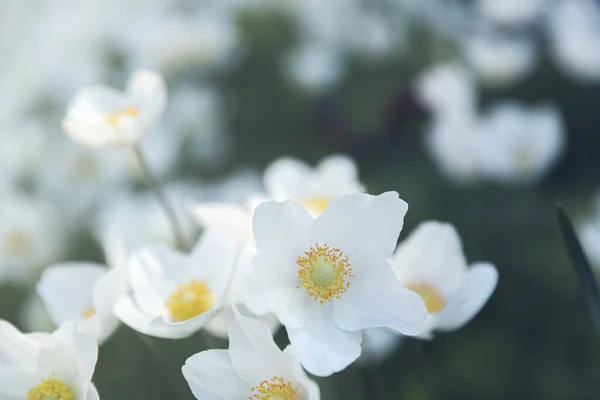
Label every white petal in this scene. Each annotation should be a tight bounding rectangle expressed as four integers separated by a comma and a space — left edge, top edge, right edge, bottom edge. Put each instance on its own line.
435, 262, 498, 332
182, 349, 248, 399
0, 367, 38, 397
205, 304, 279, 339
189, 202, 253, 242
36, 263, 106, 327
333, 258, 427, 335
246, 251, 306, 328
264, 157, 313, 199
126, 69, 166, 132
113, 297, 206, 339
93, 263, 129, 317
101, 226, 130, 270
252, 200, 313, 252
316, 155, 365, 194
287, 302, 362, 377
53, 322, 98, 385
310, 192, 408, 262
228, 309, 296, 386
128, 247, 175, 316
0, 321, 39, 367
189, 229, 237, 298
86, 383, 100, 400
391, 221, 468, 295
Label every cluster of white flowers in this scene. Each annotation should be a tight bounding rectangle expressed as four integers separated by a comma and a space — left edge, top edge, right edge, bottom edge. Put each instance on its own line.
0, 70, 499, 398
416, 63, 566, 185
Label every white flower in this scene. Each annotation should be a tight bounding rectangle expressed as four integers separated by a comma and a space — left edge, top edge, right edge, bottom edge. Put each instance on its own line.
246, 192, 428, 376
357, 328, 403, 366
579, 193, 600, 270
264, 155, 365, 217
36, 257, 129, 344
63, 69, 166, 148
478, 0, 547, 26
283, 43, 345, 92
477, 103, 565, 184
113, 229, 237, 339
182, 307, 319, 400
462, 34, 536, 87
391, 221, 498, 339
548, 0, 600, 81
0, 190, 67, 284
0, 321, 99, 400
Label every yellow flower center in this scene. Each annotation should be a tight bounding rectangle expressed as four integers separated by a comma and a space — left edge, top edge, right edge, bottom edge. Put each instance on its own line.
27, 376, 74, 400
165, 279, 213, 322
405, 282, 445, 314
250, 376, 300, 400
297, 244, 354, 305
302, 197, 331, 215
82, 307, 97, 319
105, 106, 139, 126
3, 228, 32, 256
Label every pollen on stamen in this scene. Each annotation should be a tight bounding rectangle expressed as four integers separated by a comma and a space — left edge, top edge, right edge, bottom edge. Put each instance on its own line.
165, 279, 213, 322
105, 106, 139, 126
27, 375, 74, 400
296, 243, 354, 304
250, 376, 300, 400
405, 282, 445, 314
82, 307, 97, 319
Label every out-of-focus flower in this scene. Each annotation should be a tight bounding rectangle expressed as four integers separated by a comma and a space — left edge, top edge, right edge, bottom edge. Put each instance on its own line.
357, 327, 403, 366
36, 259, 129, 344
415, 63, 475, 117
283, 43, 345, 92
0, 190, 66, 284
114, 229, 237, 339
246, 193, 427, 376
0, 321, 99, 399
63, 69, 166, 148
477, 103, 565, 184
264, 155, 365, 217
478, 0, 548, 26
183, 307, 320, 399
548, 0, 600, 82
391, 221, 498, 339
462, 34, 537, 87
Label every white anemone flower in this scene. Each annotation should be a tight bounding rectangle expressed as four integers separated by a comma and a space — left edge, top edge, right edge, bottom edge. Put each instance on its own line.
462, 34, 536, 87
36, 260, 129, 345
0, 321, 99, 400
63, 69, 166, 148
391, 221, 498, 339
113, 229, 237, 339
477, 103, 565, 184
0, 190, 66, 284
478, 0, 547, 26
182, 307, 320, 399
246, 192, 428, 376
264, 155, 365, 217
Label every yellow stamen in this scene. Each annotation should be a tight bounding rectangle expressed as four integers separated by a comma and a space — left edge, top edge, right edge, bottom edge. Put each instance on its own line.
405, 283, 445, 314
302, 197, 331, 215
3, 228, 32, 255
165, 279, 213, 322
27, 376, 74, 400
250, 376, 300, 400
297, 244, 354, 305
105, 106, 139, 126
82, 307, 97, 319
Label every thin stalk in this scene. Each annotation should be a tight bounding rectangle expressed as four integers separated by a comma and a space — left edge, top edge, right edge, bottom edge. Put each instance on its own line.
132, 145, 187, 251
412, 339, 437, 400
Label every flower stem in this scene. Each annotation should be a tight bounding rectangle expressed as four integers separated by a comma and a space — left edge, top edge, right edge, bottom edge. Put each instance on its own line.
412, 339, 437, 400
132, 145, 187, 251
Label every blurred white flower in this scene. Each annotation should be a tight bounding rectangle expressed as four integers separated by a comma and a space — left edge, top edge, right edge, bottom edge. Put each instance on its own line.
37, 259, 129, 344
114, 229, 237, 339
182, 307, 320, 399
391, 221, 498, 339
548, 0, 600, 81
415, 63, 475, 117
283, 43, 345, 92
63, 69, 166, 148
0, 321, 99, 399
0, 120, 47, 184
478, 0, 548, 26
18, 292, 56, 333
0, 190, 67, 284
247, 193, 427, 376
265, 155, 365, 217
477, 103, 565, 184
357, 327, 403, 366
462, 34, 536, 87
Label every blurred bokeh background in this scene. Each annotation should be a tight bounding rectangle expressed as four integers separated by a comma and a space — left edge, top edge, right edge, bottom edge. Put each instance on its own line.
3, 0, 600, 398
